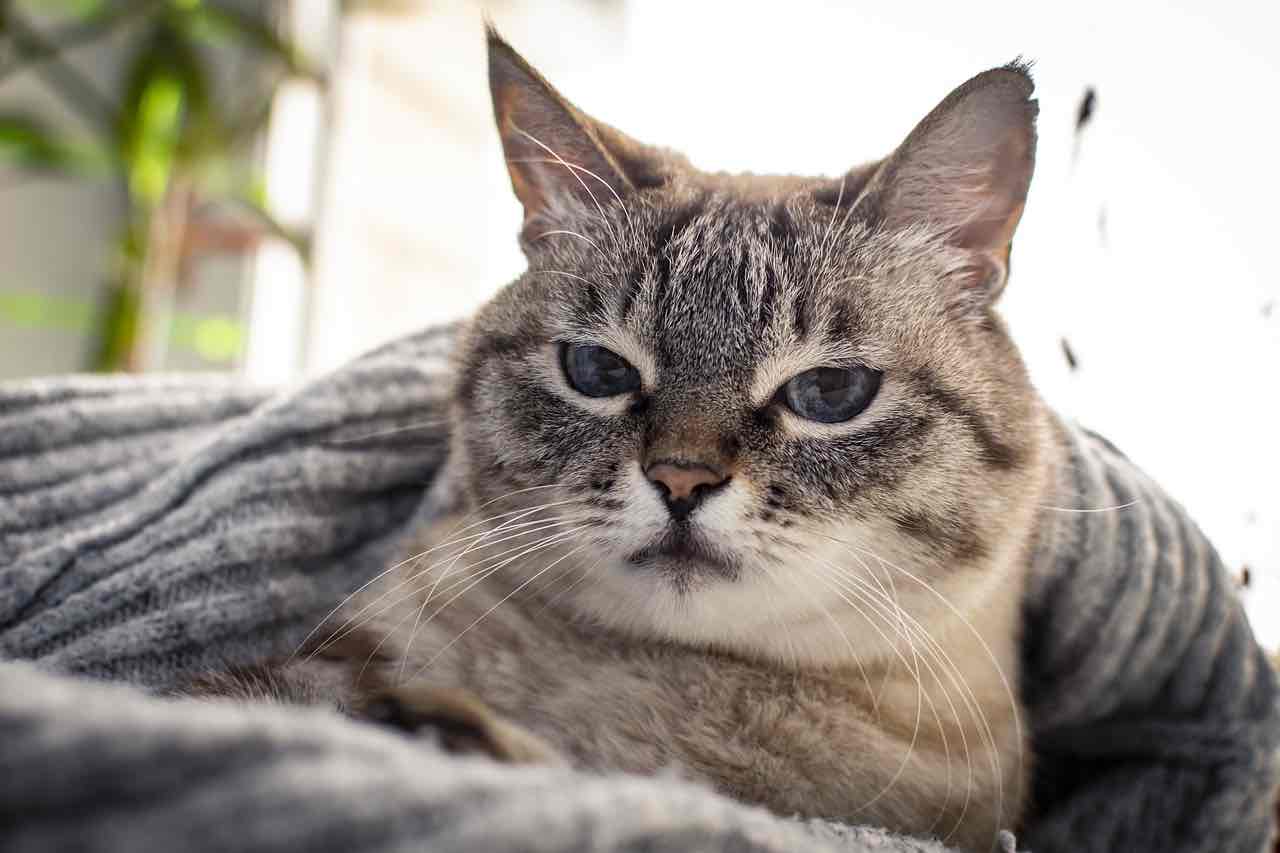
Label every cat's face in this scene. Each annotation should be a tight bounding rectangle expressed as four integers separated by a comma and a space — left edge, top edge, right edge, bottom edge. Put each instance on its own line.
449, 32, 1051, 664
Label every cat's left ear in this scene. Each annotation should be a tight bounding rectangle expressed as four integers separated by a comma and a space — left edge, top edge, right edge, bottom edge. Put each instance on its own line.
487, 27, 666, 235
850, 62, 1038, 302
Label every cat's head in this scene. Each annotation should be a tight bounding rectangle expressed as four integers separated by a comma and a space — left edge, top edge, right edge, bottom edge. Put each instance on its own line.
448, 29, 1052, 664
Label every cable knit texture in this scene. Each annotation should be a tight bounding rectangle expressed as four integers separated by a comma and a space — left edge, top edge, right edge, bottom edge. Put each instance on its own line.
1, 324, 1275, 853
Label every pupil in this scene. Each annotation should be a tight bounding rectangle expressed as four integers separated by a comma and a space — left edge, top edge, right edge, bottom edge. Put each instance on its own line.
817, 369, 853, 404
593, 352, 622, 380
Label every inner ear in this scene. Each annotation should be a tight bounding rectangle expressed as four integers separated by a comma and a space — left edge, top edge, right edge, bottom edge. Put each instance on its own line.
487, 27, 668, 233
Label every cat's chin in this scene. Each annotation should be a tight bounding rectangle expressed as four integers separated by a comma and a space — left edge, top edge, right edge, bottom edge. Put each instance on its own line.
623, 529, 741, 584
549, 550, 900, 670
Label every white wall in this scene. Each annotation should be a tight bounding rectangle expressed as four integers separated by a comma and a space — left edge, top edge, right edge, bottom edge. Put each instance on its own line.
303, 0, 1280, 647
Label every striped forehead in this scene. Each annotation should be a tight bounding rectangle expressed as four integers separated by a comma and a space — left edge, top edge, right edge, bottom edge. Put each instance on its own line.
619, 199, 817, 382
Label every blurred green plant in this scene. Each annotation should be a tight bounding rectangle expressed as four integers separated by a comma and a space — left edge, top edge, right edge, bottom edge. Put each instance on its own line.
0, 0, 317, 371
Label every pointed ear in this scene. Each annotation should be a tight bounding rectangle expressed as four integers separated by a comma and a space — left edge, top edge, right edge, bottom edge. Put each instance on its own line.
854, 63, 1038, 302
487, 27, 664, 232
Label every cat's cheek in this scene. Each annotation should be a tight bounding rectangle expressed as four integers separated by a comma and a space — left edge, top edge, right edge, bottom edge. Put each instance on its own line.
688, 480, 756, 552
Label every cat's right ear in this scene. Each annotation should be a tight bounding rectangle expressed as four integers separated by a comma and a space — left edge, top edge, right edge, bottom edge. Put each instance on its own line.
487, 27, 663, 233
849, 62, 1038, 304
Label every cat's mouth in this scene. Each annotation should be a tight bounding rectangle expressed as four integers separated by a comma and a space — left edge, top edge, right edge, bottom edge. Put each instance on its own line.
625, 525, 739, 581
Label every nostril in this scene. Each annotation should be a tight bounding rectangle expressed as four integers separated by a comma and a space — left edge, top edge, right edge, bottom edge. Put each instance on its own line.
645, 460, 729, 515
651, 479, 672, 501
689, 480, 726, 503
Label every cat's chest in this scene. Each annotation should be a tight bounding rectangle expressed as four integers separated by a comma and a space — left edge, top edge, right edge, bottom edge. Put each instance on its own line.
349, 538, 859, 735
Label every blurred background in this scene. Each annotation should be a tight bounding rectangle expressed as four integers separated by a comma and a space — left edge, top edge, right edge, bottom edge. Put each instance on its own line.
1, 0, 1276, 647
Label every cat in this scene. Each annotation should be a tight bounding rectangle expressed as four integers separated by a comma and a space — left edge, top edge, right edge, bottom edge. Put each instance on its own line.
184, 27, 1061, 853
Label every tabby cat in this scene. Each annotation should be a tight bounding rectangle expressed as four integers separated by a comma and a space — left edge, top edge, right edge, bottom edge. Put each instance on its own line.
190, 28, 1060, 853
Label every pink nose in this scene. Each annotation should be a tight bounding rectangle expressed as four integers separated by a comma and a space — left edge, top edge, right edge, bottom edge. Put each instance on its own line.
645, 462, 728, 501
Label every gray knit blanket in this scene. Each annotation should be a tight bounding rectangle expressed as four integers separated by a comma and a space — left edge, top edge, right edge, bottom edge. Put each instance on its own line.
1, 325, 1276, 853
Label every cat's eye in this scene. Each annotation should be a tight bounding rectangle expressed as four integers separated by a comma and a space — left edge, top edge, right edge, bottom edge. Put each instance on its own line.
561, 343, 641, 398
782, 366, 881, 423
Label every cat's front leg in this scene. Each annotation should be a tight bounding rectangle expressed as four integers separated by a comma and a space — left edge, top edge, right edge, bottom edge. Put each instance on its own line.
356, 684, 567, 765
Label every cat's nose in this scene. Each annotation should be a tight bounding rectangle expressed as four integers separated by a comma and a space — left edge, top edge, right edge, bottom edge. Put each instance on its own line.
645, 461, 729, 519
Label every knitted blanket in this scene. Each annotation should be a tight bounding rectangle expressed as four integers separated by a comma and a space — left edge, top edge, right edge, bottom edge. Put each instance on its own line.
1, 325, 1276, 853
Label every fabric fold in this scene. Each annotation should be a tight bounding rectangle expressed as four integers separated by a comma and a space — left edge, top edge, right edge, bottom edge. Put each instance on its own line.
1, 324, 1275, 853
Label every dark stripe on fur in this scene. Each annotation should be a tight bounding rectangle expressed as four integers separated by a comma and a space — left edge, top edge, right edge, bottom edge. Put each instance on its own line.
760, 263, 780, 328
649, 200, 706, 319
890, 510, 987, 563
911, 369, 1022, 470
456, 333, 535, 407
791, 285, 811, 340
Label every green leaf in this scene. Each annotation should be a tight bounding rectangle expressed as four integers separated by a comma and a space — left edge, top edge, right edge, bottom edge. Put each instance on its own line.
0, 289, 96, 331
170, 312, 244, 363
0, 112, 115, 175
15, 0, 108, 22
118, 22, 217, 203
129, 71, 184, 201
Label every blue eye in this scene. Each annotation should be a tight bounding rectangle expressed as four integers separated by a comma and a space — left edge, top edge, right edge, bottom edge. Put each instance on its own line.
561, 344, 641, 398
783, 366, 881, 423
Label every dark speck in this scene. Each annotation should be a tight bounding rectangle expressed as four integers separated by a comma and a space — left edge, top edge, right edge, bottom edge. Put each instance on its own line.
1061, 338, 1079, 372
1075, 88, 1096, 133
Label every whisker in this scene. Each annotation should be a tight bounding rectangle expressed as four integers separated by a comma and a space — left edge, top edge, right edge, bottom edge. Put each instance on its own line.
401, 500, 594, 678
395, 525, 590, 662
510, 127, 614, 233
814, 536, 1014, 846
361, 525, 591, 684
306, 512, 588, 662
533, 229, 604, 255
798, 554, 973, 836
532, 269, 603, 288
292, 486, 582, 659
757, 557, 878, 716
535, 555, 602, 614
857, 547, 959, 834
406, 540, 595, 684
321, 419, 450, 445
510, 128, 634, 231
754, 561, 802, 671
1038, 499, 1141, 513
790, 560, 941, 813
